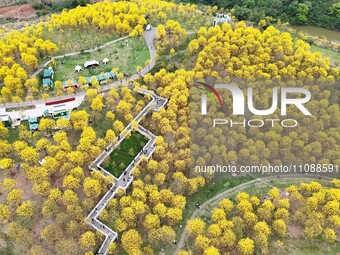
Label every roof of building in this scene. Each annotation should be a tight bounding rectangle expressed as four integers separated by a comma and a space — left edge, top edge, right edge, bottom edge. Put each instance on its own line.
75, 65, 83, 71
43, 78, 52, 86
103, 58, 109, 63
97, 74, 106, 81
214, 13, 232, 21
29, 117, 38, 123
0, 114, 10, 122
29, 123, 39, 130
103, 72, 112, 79
52, 105, 68, 116
62, 79, 78, 87
43, 69, 53, 78
84, 60, 99, 68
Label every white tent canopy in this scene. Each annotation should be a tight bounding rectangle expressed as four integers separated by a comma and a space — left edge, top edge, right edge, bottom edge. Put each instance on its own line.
84, 60, 100, 68
74, 65, 83, 72
102, 58, 109, 64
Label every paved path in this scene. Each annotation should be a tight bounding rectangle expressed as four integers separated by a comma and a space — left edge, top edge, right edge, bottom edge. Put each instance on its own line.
173, 174, 333, 255
0, 27, 160, 254
0, 27, 157, 110
86, 88, 167, 255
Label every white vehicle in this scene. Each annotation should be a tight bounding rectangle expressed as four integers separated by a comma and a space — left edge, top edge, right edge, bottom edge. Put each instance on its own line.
146, 24, 152, 31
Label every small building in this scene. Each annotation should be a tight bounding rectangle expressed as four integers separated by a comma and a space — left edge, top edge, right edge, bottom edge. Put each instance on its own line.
62, 79, 79, 90
97, 72, 117, 84
52, 104, 69, 119
85, 77, 91, 86
84, 72, 116, 87
110, 71, 117, 79
28, 117, 39, 131
43, 67, 54, 79
84, 60, 99, 68
43, 78, 54, 90
97, 74, 106, 82
74, 65, 83, 72
0, 114, 12, 127
102, 58, 109, 64
42, 67, 54, 90
43, 104, 69, 120
213, 13, 232, 27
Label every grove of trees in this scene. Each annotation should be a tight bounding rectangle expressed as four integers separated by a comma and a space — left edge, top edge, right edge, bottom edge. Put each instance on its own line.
179, 0, 340, 30
0, 0, 339, 254
181, 180, 340, 254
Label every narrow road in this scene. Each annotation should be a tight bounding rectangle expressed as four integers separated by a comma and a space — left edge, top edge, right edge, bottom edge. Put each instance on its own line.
173, 174, 333, 255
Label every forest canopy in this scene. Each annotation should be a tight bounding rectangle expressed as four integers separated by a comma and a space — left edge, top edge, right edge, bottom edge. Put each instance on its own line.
177, 0, 340, 30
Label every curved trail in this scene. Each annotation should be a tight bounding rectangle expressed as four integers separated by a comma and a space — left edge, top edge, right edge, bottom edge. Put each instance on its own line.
173, 174, 333, 255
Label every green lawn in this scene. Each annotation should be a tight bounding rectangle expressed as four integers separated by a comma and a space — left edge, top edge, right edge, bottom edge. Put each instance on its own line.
175, 178, 335, 255
310, 45, 340, 67
76, 89, 149, 139
163, 174, 253, 254
43, 36, 149, 83
101, 132, 148, 178
182, 174, 253, 221
152, 33, 197, 74
282, 238, 340, 255
43, 27, 120, 55
7, 121, 29, 144
199, 178, 332, 218
72, 98, 115, 140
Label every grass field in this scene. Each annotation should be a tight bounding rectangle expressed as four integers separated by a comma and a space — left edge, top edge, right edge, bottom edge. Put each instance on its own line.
175, 177, 335, 255
101, 132, 148, 177
76, 89, 149, 139
44, 36, 149, 83
43, 27, 119, 55
7, 120, 30, 144
152, 33, 197, 74
282, 238, 340, 255
161, 174, 253, 254
310, 45, 340, 67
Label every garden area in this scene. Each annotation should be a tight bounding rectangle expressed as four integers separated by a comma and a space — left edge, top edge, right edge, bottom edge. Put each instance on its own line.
176, 177, 337, 255
101, 132, 148, 178
41, 36, 149, 83
43, 26, 119, 55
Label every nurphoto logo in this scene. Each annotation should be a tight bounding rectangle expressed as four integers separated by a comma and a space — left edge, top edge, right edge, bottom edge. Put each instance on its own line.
199, 82, 312, 128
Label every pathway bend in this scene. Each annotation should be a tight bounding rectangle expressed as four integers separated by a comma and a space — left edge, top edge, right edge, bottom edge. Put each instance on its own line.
173, 174, 333, 255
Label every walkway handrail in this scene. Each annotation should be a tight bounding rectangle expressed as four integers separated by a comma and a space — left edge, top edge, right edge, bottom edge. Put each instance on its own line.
86, 89, 168, 255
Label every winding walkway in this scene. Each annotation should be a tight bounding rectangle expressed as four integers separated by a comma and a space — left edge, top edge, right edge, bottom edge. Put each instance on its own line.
86, 88, 167, 255
173, 174, 333, 255
0, 26, 160, 255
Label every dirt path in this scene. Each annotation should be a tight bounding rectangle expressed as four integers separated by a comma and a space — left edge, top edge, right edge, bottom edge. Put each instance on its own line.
173, 174, 332, 255
0, 4, 35, 19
